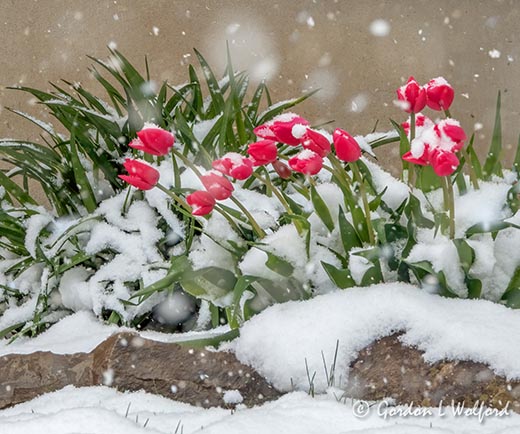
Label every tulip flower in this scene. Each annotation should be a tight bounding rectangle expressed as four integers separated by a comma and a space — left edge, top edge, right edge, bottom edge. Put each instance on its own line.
272, 159, 292, 179
425, 77, 455, 111
129, 125, 175, 156
396, 76, 427, 113
333, 128, 362, 162
402, 147, 430, 166
288, 150, 323, 175
186, 190, 216, 216
247, 139, 278, 166
434, 119, 466, 152
301, 129, 331, 157
254, 113, 309, 146
200, 172, 234, 200
430, 149, 459, 177
212, 152, 254, 180
119, 159, 160, 190
401, 114, 433, 137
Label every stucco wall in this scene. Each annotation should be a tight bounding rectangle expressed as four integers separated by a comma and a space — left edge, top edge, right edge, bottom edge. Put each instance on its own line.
1, 0, 519, 183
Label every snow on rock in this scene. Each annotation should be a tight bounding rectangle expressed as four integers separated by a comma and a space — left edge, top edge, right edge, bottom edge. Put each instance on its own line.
230, 284, 520, 393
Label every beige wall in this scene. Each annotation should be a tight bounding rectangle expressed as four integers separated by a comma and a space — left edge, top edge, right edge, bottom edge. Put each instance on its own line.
1, 0, 520, 176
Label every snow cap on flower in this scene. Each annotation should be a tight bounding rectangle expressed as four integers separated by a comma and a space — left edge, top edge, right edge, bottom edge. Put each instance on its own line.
254, 113, 309, 146
186, 190, 216, 216
434, 119, 466, 152
130, 124, 175, 156
425, 77, 455, 111
430, 149, 460, 177
212, 152, 253, 180
288, 149, 323, 175
247, 139, 278, 166
401, 113, 434, 137
200, 171, 234, 200
118, 158, 160, 190
333, 128, 362, 162
396, 76, 427, 113
301, 128, 331, 157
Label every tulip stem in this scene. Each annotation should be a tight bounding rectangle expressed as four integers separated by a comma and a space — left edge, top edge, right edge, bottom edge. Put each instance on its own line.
229, 196, 266, 239
444, 109, 452, 118
172, 148, 203, 178
171, 149, 181, 190
156, 183, 190, 211
441, 176, 456, 239
252, 172, 291, 214
214, 204, 246, 236
410, 111, 416, 144
350, 162, 376, 245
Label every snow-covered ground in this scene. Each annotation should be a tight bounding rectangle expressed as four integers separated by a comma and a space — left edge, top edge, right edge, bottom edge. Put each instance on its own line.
1, 386, 519, 434
2, 283, 520, 433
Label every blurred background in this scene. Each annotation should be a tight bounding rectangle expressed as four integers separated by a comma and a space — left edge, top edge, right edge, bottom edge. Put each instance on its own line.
1, 0, 519, 178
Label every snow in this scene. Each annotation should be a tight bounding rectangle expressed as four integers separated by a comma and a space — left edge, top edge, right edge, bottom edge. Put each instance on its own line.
230, 284, 520, 392
369, 19, 391, 37
2, 285, 520, 432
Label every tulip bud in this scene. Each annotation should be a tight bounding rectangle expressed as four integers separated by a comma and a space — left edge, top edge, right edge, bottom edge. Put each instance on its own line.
272, 160, 292, 179
288, 150, 323, 175
396, 76, 427, 113
212, 152, 254, 180
333, 128, 362, 162
118, 159, 160, 190
247, 140, 278, 166
425, 77, 455, 111
130, 125, 175, 156
430, 149, 459, 177
254, 113, 309, 146
186, 190, 216, 216
301, 129, 331, 157
200, 172, 234, 200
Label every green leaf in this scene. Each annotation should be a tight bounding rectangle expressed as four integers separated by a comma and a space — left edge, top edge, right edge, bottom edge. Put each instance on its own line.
465, 220, 520, 236
483, 91, 503, 179
453, 239, 475, 273
180, 266, 237, 300
265, 252, 294, 277
0, 171, 38, 205
321, 261, 355, 289
514, 134, 520, 174
338, 207, 362, 252
390, 119, 409, 176
69, 119, 97, 213
310, 185, 334, 232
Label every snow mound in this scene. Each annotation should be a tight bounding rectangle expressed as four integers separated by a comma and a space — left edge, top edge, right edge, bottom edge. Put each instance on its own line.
230, 284, 520, 392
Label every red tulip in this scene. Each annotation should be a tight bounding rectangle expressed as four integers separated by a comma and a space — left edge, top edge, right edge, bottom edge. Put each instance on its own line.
301, 129, 331, 157
254, 114, 309, 146
119, 159, 160, 190
288, 150, 323, 175
186, 190, 216, 216
430, 149, 459, 177
212, 152, 254, 180
425, 77, 455, 111
396, 76, 427, 113
200, 172, 234, 200
434, 119, 466, 152
130, 126, 175, 156
402, 146, 430, 166
247, 139, 278, 166
333, 128, 362, 162
272, 160, 292, 179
